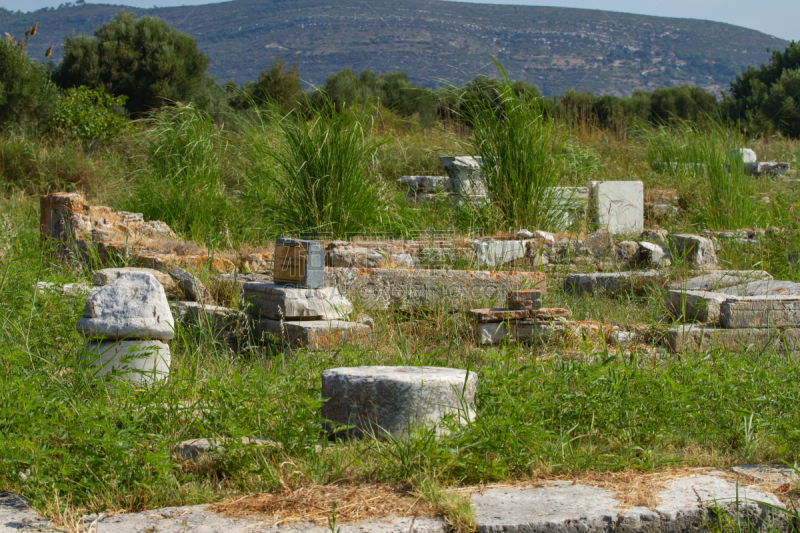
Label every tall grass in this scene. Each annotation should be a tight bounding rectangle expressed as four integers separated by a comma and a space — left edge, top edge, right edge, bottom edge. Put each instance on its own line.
645, 121, 761, 230
124, 104, 255, 245
463, 64, 573, 231
243, 101, 413, 239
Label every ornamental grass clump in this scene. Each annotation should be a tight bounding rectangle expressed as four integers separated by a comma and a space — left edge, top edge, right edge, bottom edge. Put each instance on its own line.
244, 100, 410, 239
462, 64, 573, 231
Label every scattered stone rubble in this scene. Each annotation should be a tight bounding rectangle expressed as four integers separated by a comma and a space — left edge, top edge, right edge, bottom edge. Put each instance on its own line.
76, 272, 174, 384
666, 270, 800, 354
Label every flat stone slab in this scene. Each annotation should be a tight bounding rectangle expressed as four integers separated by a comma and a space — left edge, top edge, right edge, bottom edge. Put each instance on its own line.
243, 283, 352, 321
666, 325, 800, 354
472, 474, 786, 533
732, 465, 798, 484
668, 270, 773, 291
77, 272, 175, 340
80, 340, 171, 384
1, 473, 787, 533
326, 268, 546, 310
397, 175, 452, 192
720, 296, 800, 328
718, 280, 800, 297
253, 319, 370, 349
321, 366, 477, 438
564, 271, 661, 295
665, 290, 729, 323
93, 267, 174, 288
469, 308, 532, 323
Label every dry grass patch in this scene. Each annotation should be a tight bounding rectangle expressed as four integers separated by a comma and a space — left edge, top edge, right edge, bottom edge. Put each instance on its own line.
209, 483, 436, 525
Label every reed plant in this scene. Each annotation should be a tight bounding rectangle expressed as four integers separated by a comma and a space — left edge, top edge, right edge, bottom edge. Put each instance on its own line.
462, 63, 574, 231
645, 120, 761, 230
125, 104, 254, 245
243, 100, 414, 239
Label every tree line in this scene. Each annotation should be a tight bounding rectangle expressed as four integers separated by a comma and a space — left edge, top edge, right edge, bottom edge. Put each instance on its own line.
3, 11, 800, 138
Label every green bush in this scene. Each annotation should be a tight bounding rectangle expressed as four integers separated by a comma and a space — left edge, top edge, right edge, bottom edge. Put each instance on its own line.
52, 86, 130, 146
0, 36, 57, 130
55, 11, 210, 116
248, 56, 302, 111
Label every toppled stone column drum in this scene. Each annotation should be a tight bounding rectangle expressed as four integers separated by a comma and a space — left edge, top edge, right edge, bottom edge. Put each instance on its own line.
322, 366, 477, 438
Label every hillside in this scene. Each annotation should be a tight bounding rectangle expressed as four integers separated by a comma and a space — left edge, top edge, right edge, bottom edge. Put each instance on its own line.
1, 0, 788, 96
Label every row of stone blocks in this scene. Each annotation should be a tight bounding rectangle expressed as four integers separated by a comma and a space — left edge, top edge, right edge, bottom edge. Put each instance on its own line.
665, 270, 800, 354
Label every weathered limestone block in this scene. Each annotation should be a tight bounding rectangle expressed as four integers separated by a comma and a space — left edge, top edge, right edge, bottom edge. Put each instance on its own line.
720, 296, 800, 329
718, 280, 800, 297
81, 340, 171, 384
325, 268, 546, 310
243, 283, 352, 320
615, 241, 640, 266
508, 290, 543, 311
475, 322, 509, 345
93, 267, 174, 290
471, 474, 787, 533
473, 239, 526, 267
731, 148, 758, 164
77, 272, 175, 340
468, 308, 532, 323
167, 265, 215, 305
669, 234, 718, 268
668, 270, 773, 292
321, 366, 477, 438
439, 156, 486, 198
564, 271, 662, 295
638, 241, 671, 268
253, 318, 370, 349
327, 241, 387, 268
398, 175, 452, 192
171, 301, 241, 328
665, 290, 728, 323
666, 325, 800, 354
589, 180, 644, 235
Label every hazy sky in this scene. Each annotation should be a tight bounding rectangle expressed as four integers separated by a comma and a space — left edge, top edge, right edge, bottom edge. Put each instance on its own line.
4, 0, 799, 41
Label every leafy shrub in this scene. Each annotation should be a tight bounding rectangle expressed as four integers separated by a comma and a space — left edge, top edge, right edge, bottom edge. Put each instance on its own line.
55, 12, 209, 116
248, 56, 302, 111
52, 86, 130, 146
0, 33, 57, 130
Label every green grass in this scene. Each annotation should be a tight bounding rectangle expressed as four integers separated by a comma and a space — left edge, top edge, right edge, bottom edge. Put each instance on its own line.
3, 111, 800, 526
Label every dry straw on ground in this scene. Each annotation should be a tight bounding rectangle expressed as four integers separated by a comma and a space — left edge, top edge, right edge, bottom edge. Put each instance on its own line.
209, 483, 436, 525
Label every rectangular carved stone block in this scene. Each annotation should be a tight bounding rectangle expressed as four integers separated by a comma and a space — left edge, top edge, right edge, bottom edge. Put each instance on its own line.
273, 238, 324, 288
508, 290, 543, 311
720, 296, 800, 329
666, 325, 800, 354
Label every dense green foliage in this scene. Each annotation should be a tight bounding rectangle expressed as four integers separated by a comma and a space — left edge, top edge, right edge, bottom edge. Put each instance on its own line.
246, 56, 302, 111
54, 12, 210, 115
725, 41, 800, 137
52, 86, 130, 146
0, 37, 57, 130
